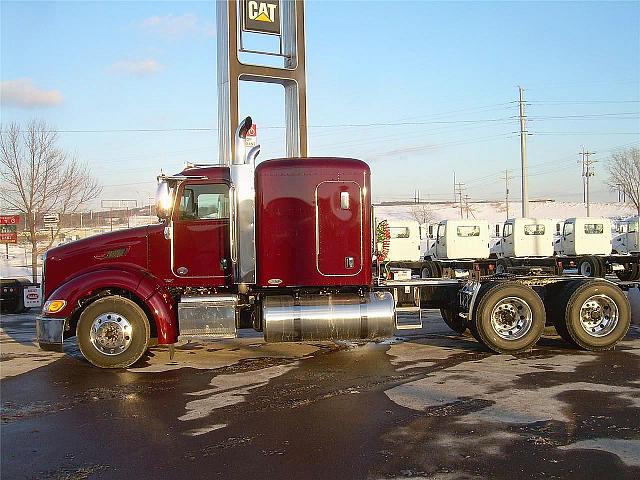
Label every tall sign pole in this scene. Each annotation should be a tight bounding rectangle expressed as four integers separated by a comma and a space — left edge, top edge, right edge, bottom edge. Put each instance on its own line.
518, 86, 529, 218
217, 0, 308, 165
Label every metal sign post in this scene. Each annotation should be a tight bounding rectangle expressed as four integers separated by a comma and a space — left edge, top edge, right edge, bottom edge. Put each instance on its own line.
217, 0, 307, 165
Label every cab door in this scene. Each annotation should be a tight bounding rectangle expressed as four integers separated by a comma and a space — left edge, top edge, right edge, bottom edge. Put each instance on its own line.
172, 183, 231, 283
561, 222, 575, 255
502, 222, 514, 256
316, 181, 362, 275
435, 223, 446, 259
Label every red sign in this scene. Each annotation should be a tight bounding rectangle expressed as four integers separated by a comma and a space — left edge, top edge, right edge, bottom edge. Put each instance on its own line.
245, 124, 257, 147
0, 215, 19, 244
0, 215, 19, 225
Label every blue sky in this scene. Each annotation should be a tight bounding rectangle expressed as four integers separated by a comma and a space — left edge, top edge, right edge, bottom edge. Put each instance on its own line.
1, 0, 639, 208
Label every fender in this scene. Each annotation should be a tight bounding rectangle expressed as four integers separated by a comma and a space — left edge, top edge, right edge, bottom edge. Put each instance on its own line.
43, 268, 178, 344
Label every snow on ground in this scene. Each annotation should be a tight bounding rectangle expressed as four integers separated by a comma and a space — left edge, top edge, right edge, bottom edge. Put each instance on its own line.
374, 200, 636, 224
0, 244, 40, 281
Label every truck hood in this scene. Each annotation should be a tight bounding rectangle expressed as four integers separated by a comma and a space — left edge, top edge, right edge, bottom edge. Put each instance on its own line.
44, 224, 164, 299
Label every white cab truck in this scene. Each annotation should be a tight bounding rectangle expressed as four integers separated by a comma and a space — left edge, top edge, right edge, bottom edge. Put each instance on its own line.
379, 219, 496, 278
492, 218, 555, 258
613, 216, 639, 254
490, 216, 640, 280
555, 217, 612, 256
382, 220, 422, 262
490, 218, 557, 274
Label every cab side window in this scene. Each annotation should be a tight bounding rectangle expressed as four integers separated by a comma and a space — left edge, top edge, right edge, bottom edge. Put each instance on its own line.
179, 184, 229, 220
563, 223, 574, 236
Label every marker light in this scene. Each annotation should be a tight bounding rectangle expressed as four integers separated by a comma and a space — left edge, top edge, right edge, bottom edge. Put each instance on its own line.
43, 300, 66, 314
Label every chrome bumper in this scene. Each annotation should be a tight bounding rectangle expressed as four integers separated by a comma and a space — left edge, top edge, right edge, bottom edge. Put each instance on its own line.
36, 317, 66, 352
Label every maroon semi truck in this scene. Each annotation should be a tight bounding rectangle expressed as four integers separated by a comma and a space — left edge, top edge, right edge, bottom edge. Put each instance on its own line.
36, 119, 632, 368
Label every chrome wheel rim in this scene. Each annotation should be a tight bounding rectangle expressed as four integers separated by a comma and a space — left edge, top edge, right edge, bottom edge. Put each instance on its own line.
579, 294, 619, 337
490, 297, 533, 340
90, 312, 133, 355
580, 262, 593, 276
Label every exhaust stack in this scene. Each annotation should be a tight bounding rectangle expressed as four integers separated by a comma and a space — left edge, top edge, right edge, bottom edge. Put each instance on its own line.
231, 116, 258, 285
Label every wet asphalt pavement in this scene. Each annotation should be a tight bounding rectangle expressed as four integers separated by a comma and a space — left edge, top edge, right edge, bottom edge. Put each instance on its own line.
1, 311, 639, 480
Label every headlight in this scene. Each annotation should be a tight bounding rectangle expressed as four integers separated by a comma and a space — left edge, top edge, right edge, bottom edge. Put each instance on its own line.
43, 300, 66, 314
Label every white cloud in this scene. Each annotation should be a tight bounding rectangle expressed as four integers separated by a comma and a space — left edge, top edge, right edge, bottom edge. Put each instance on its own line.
0, 78, 63, 108
140, 13, 214, 38
109, 59, 164, 76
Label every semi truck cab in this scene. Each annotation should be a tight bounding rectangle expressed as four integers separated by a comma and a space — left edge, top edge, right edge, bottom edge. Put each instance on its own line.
613, 216, 640, 254
36, 119, 396, 368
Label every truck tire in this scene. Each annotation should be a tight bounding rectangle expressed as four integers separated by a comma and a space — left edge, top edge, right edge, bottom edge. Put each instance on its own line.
77, 296, 151, 368
495, 258, 512, 274
547, 280, 588, 344
616, 264, 640, 281
440, 307, 467, 335
578, 256, 603, 278
421, 261, 442, 278
554, 280, 630, 351
471, 282, 545, 354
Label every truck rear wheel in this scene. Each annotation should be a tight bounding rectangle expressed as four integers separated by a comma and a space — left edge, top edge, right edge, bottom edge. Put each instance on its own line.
77, 296, 150, 368
471, 282, 545, 354
579, 255, 603, 278
440, 307, 467, 335
421, 261, 442, 278
554, 280, 630, 351
616, 264, 640, 281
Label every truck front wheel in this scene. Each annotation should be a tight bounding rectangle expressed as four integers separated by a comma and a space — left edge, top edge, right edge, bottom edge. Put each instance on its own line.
77, 296, 150, 368
471, 283, 545, 354
555, 280, 630, 351
578, 256, 603, 278
421, 261, 442, 278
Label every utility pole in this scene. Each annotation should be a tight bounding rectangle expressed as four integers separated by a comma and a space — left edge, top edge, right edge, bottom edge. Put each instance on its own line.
464, 194, 471, 219
518, 86, 529, 217
579, 146, 596, 216
455, 182, 466, 219
502, 169, 513, 220
453, 172, 457, 203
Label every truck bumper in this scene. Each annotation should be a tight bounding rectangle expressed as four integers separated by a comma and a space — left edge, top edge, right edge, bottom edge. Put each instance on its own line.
36, 317, 66, 352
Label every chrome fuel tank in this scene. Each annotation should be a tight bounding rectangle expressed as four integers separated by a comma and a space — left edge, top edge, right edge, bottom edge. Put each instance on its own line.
262, 291, 395, 342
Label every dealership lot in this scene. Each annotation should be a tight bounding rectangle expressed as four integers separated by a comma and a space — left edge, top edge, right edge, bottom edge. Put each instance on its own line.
1, 311, 639, 480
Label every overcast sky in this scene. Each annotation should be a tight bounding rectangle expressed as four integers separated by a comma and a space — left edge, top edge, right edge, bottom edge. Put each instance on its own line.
1, 0, 639, 208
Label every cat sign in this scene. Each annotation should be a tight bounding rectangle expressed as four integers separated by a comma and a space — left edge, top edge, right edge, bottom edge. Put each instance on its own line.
243, 0, 281, 35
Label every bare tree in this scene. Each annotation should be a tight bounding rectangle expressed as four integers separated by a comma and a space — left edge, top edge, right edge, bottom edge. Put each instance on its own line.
0, 121, 101, 281
607, 147, 640, 216
410, 203, 435, 225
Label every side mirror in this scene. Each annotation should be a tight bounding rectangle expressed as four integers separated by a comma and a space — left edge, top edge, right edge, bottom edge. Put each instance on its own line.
155, 180, 173, 220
